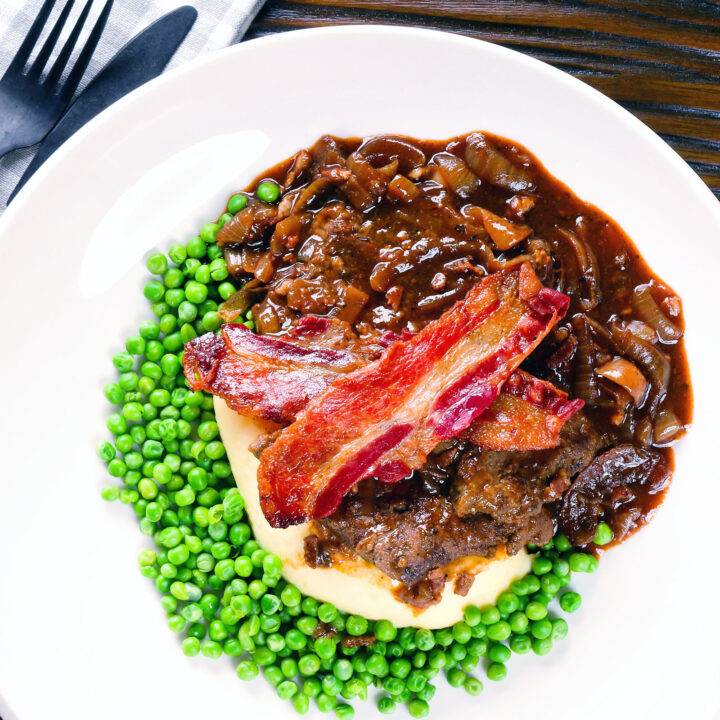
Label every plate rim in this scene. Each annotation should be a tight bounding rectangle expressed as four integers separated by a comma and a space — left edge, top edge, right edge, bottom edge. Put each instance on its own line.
3, 24, 720, 231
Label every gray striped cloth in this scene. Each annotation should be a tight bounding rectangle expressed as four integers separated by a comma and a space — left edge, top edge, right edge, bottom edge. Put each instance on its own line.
0, 0, 265, 212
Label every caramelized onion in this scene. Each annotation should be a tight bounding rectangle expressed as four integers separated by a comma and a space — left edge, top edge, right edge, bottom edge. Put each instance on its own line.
626, 319, 657, 344
609, 319, 670, 413
223, 246, 244, 277
432, 152, 479, 198
653, 408, 683, 445
632, 284, 682, 344
557, 227, 601, 311
462, 205, 531, 251
596, 357, 648, 405
218, 288, 252, 321
572, 314, 600, 405
387, 174, 421, 202
216, 202, 278, 247
464, 132, 532, 191
358, 135, 426, 172
346, 151, 390, 198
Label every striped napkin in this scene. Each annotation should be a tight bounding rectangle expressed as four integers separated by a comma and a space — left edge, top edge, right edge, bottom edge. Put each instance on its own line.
0, 0, 265, 212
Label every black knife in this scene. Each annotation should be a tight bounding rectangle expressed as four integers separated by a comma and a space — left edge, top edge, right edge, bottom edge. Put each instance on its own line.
9, 6, 197, 202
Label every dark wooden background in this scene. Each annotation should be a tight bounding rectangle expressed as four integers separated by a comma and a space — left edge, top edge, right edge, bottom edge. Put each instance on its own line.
245, 0, 720, 200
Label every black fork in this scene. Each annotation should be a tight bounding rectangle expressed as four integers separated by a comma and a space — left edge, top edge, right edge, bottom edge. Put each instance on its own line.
0, 0, 113, 159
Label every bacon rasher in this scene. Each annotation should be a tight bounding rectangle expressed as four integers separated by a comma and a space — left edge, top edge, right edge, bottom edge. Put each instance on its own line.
463, 369, 584, 451
183, 322, 364, 424
257, 263, 571, 527
184, 321, 582, 451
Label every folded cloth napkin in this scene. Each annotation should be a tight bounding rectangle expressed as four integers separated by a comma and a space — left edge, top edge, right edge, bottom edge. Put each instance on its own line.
0, 0, 265, 212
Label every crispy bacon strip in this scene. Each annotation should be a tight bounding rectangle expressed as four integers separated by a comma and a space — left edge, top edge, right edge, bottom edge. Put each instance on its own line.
463, 369, 584, 451
257, 263, 570, 527
182, 321, 365, 424
184, 318, 581, 450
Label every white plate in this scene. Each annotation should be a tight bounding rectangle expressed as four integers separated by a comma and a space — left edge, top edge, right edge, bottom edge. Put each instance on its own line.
1, 26, 719, 720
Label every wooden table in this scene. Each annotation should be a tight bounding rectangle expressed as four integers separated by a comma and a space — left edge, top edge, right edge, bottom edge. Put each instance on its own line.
246, 0, 720, 200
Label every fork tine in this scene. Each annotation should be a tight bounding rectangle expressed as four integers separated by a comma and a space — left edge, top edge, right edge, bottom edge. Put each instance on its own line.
27, 0, 76, 81
44, 0, 93, 89
58, 0, 113, 101
3, 0, 58, 76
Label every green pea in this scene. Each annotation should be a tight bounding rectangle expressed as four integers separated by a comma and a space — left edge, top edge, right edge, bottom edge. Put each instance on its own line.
377, 696, 396, 714
151, 301, 169, 317
594, 522, 613, 546
187, 236, 207, 259
201, 310, 222, 331
366, 654, 389, 677
104, 383, 124, 404
298, 653, 320, 676
236, 659, 259, 680
316, 692, 337, 713
559, 591, 582, 613
218, 281, 236, 300
374, 620, 396, 643
530, 619, 552, 640
333, 658, 353, 682
292, 693, 310, 714
163, 267, 185, 289
167, 614, 186, 633
167, 243, 186, 264
302, 677, 321, 697
480, 606, 500, 626
346, 615, 368, 636
551, 617, 568, 640
146, 252, 168, 275
183, 258, 201, 277
100, 486, 119, 501
508, 610, 528, 633
143, 281, 165, 302
532, 637, 553, 655
146, 340, 165, 361
488, 643, 511, 664
486, 662, 507, 681
209, 258, 228, 281
200, 222, 219, 244
228, 193, 248, 214
106, 413, 127, 435
525, 601, 548, 621
532, 556, 553, 575
569, 552, 590, 573
178, 300, 198, 323
456, 673, 480, 698
487, 620, 511, 642
510, 634, 531, 654
446, 667, 465, 688
256, 181, 280, 203
297, 616, 317, 636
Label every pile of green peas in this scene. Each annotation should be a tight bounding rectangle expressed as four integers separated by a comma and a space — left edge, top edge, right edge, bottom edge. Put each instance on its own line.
99, 179, 607, 717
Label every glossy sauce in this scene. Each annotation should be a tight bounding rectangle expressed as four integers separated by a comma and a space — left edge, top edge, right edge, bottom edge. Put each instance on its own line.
224, 132, 692, 548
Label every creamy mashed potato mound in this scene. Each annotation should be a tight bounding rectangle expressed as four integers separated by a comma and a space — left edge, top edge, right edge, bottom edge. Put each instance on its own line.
215, 398, 530, 629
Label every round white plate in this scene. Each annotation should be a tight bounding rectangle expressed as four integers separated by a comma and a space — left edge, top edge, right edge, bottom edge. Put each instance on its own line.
1, 26, 718, 720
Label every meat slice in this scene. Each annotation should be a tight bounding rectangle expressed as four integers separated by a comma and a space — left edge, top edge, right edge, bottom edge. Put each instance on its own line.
319, 479, 554, 588
559, 444, 671, 546
257, 264, 570, 528
452, 412, 603, 522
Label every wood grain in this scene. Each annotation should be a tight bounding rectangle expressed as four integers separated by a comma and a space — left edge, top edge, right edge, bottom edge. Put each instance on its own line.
244, 0, 720, 199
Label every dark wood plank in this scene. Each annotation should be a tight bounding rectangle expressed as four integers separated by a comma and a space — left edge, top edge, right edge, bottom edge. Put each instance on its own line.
246, 0, 720, 199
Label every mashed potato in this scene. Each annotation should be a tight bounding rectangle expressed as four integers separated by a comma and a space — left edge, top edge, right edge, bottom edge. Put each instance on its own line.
215, 398, 529, 629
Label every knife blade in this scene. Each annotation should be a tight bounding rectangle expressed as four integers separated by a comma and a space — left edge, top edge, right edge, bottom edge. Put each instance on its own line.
9, 6, 198, 202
